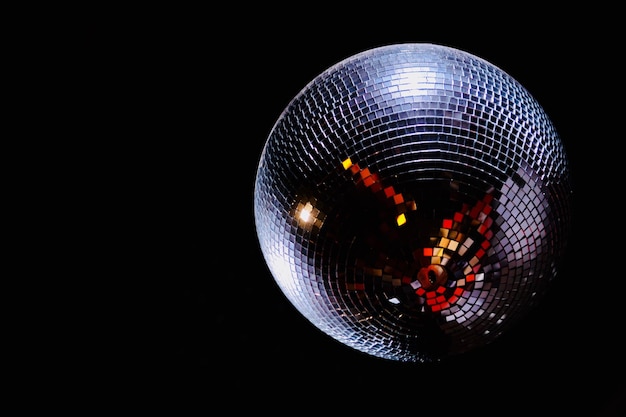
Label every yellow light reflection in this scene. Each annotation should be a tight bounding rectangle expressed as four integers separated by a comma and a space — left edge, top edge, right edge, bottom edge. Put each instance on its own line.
294, 200, 326, 232
299, 202, 313, 223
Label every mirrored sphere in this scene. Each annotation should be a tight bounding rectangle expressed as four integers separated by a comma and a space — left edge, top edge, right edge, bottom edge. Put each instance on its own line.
254, 43, 573, 362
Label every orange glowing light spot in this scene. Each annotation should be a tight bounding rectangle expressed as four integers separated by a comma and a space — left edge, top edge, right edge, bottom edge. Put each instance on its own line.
393, 194, 404, 204
360, 168, 371, 179
396, 213, 406, 226
466, 274, 475, 282
442, 219, 453, 229
363, 175, 376, 187
423, 248, 433, 257
384, 186, 395, 198
342, 158, 353, 170
454, 287, 464, 296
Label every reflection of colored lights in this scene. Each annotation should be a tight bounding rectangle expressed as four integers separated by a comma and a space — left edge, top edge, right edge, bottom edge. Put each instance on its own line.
340, 155, 502, 317
342, 157, 416, 227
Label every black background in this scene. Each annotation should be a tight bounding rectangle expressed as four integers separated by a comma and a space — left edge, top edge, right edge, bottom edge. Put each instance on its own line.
94, 8, 624, 415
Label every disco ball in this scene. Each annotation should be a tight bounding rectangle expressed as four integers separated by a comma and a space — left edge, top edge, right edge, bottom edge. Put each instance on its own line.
254, 43, 572, 362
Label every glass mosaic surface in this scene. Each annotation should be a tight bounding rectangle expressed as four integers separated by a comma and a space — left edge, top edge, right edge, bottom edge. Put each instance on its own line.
254, 43, 573, 362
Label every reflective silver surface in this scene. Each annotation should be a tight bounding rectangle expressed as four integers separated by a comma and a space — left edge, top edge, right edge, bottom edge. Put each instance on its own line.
254, 43, 572, 362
